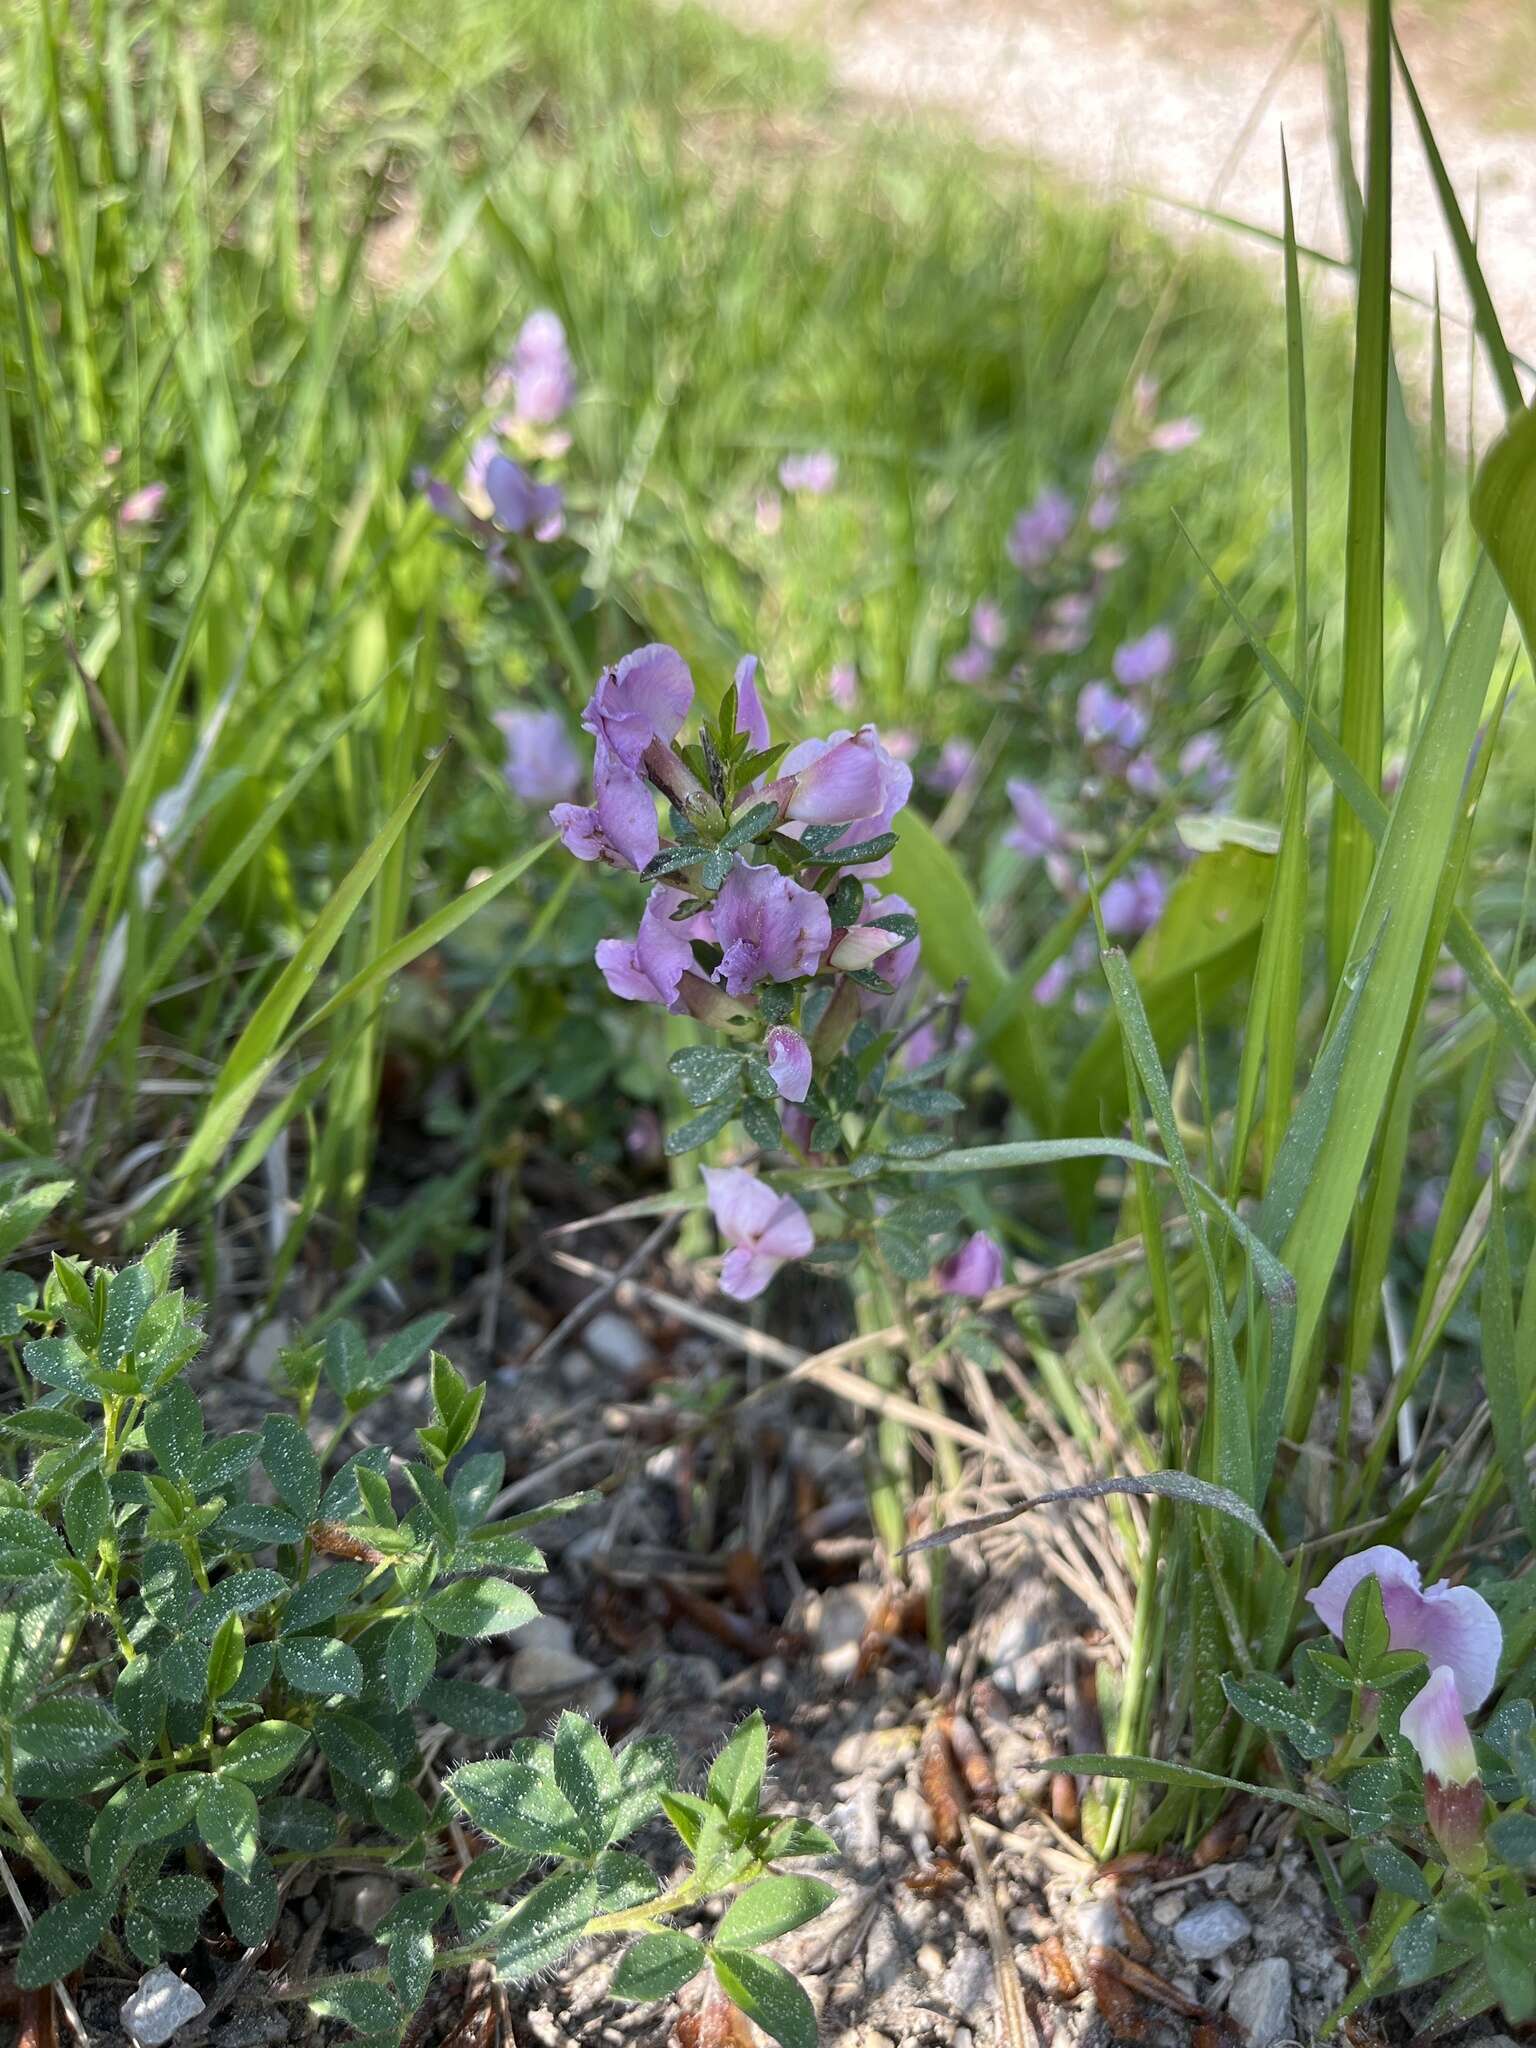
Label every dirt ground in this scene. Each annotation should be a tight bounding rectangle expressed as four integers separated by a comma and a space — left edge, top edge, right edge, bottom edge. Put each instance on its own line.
704, 0, 1536, 443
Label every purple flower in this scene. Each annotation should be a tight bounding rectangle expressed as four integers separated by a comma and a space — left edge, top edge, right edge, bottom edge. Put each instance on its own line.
494, 709, 582, 804
827, 664, 858, 712
418, 470, 471, 526
1401, 1666, 1488, 1872
734, 655, 771, 753
779, 727, 912, 878
778, 450, 839, 496
1007, 487, 1074, 573
703, 1166, 815, 1300
1113, 626, 1176, 689
927, 739, 975, 794
584, 645, 694, 771
765, 1026, 812, 1104
507, 309, 576, 426
485, 456, 564, 541
712, 859, 832, 996
1100, 862, 1166, 939
461, 434, 501, 517
781, 730, 886, 824
119, 482, 167, 527
850, 890, 919, 995
1308, 1547, 1501, 1713
1125, 754, 1165, 798
594, 887, 706, 1010
1078, 680, 1148, 750
1178, 733, 1234, 795
1150, 416, 1202, 452
1003, 779, 1059, 860
948, 641, 992, 685
934, 1232, 1005, 1298
971, 600, 1007, 650
550, 733, 665, 872
1037, 589, 1098, 654
1032, 955, 1072, 1005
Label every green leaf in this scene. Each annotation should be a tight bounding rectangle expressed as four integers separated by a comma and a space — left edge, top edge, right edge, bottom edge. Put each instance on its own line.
14, 1696, 127, 1763
1362, 1841, 1433, 1904
15, 1889, 113, 1989
218, 1720, 311, 1785
610, 1932, 706, 2002
1220, 1675, 1334, 1761
306, 1979, 403, 2034
198, 1775, 260, 1878
100, 1263, 155, 1372
1344, 1574, 1391, 1674
660, 1790, 712, 1853
1483, 1158, 1536, 1548
418, 1676, 525, 1739
280, 1564, 369, 1635
1394, 1910, 1439, 1986
1484, 1922, 1536, 2026
669, 1046, 744, 1108
0, 1507, 67, 1578
0, 1576, 81, 1712
664, 1101, 737, 1157
447, 1755, 583, 1859
224, 1855, 280, 1946
277, 1634, 364, 1698
493, 1870, 598, 1986
716, 1876, 837, 1950
379, 1890, 442, 2012
1473, 401, 1536, 662
708, 1711, 768, 1823
101, 1773, 202, 1877
420, 1577, 539, 1639
191, 1570, 287, 1636
260, 1416, 321, 1525
712, 1949, 817, 2048
257, 1796, 336, 1850
145, 1383, 204, 1484
313, 1710, 400, 1797
1488, 1812, 1536, 1872
207, 1614, 247, 1702
385, 1616, 438, 1710
359, 1313, 454, 1401
63, 1470, 111, 1562
593, 1851, 659, 1915
553, 1713, 620, 1849
761, 1818, 838, 1861
607, 1735, 677, 1844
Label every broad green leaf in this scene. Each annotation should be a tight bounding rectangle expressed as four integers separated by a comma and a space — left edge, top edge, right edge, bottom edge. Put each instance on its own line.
14, 1697, 127, 1763
280, 1564, 369, 1635
16, 1889, 113, 1989
420, 1577, 538, 1639
218, 1720, 311, 1785
0, 1508, 67, 1579
224, 1856, 280, 1946
447, 1755, 583, 1859
313, 1710, 399, 1797
708, 1711, 767, 1823
1219, 1675, 1333, 1761
0, 1576, 79, 1711
190, 1570, 287, 1637
385, 1616, 438, 1710
712, 1949, 817, 2048
716, 1876, 837, 1950
606, 1734, 677, 1843
610, 1932, 706, 2002
379, 1889, 442, 2012
207, 1614, 247, 1702
553, 1713, 620, 1848
260, 1416, 321, 1526
418, 1676, 524, 1739
493, 1869, 597, 1985
144, 1383, 204, 1484
277, 1634, 364, 1698
306, 1980, 403, 2033
198, 1775, 260, 1878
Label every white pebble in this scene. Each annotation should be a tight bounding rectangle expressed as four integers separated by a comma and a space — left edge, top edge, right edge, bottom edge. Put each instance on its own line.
121, 1969, 206, 2046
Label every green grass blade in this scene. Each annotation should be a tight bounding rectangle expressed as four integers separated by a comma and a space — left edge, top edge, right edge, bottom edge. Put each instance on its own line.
1324, 0, 1391, 994
130, 754, 445, 1236
1472, 405, 1536, 658
1483, 1152, 1536, 1550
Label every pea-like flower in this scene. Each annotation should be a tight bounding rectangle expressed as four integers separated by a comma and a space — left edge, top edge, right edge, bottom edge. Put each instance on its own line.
485, 456, 564, 542
934, 1231, 1005, 1298
1113, 625, 1176, 689
1007, 487, 1074, 573
778, 727, 912, 876
1100, 862, 1167, 939
583, 645, 694, 773
703, 1167, 815, 1301
1078, 680, 1149, 751
506, 309, 577, 427
119, 482, 168, 528
765, 1027, 813, 1104
734, 655, 771, 753
594, 888, 708, 1011
495, 709, 582, 804
1400, 1666, 1488, 1873
711, 859, 832, 997
778, 450, 839, 496
1004, 779, 1060, 860
1307, 1545, 1502, 1712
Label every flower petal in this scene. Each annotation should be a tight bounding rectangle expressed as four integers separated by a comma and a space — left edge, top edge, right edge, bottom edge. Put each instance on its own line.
765, 1027, 812, 1104
735, 655, 771, 753
1400, 1581, 1503, 1713
720, 1245, 782, 1301
935, 1232, 1005, 1299
1400, 1665, 1480, 1785
702, 1166, 783, 1249
1307, 1546, 1422, 1640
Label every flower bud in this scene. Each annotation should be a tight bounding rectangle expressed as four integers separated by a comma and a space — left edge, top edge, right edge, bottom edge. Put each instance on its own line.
1401, 1666, 1486, 1874
642, 738, 725, 834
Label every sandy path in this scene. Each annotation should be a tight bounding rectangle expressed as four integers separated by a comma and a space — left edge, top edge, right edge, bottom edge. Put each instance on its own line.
711, 0, 1535, 439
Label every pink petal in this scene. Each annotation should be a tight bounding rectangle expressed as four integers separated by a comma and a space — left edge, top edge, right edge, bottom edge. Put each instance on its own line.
765, 1027, 812, 1104
594, 937, 660, 1004
829, 925, 903, 972
1307, 1547, 1422, 1639
702, 1166, 783, 1248
735, 656, 771, 753
784, 734, 886, 825
1400, 1581, 1503, 1712
1400, 1665, 1480, 1786
720, 1245, 782, 1301
934, 1232, 1005, 1298
755, 1193, 815, 1262
550, 802, 606, 862
592, 748, 660, 871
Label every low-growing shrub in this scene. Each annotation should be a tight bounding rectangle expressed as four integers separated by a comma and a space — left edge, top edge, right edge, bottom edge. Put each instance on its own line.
0, 1239, 835, 2046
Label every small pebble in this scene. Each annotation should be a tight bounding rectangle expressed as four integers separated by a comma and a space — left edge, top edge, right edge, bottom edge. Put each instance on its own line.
811, 1585, 879, 1681
1227, 1957, 1293, 2048
1172, 1897, 1253, 1960
916, 1943, 946, 1980
1074, 1897, 1128, 1949
582, 1310, 653, 1374
336, 1873, 398, 1935
120, 1969, 205, 2047
558, 1347, 596, 1391
1151, 1893, 1185, 1928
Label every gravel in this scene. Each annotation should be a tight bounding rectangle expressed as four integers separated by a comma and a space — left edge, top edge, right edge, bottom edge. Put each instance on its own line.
1171, 1896, 1254, 1960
